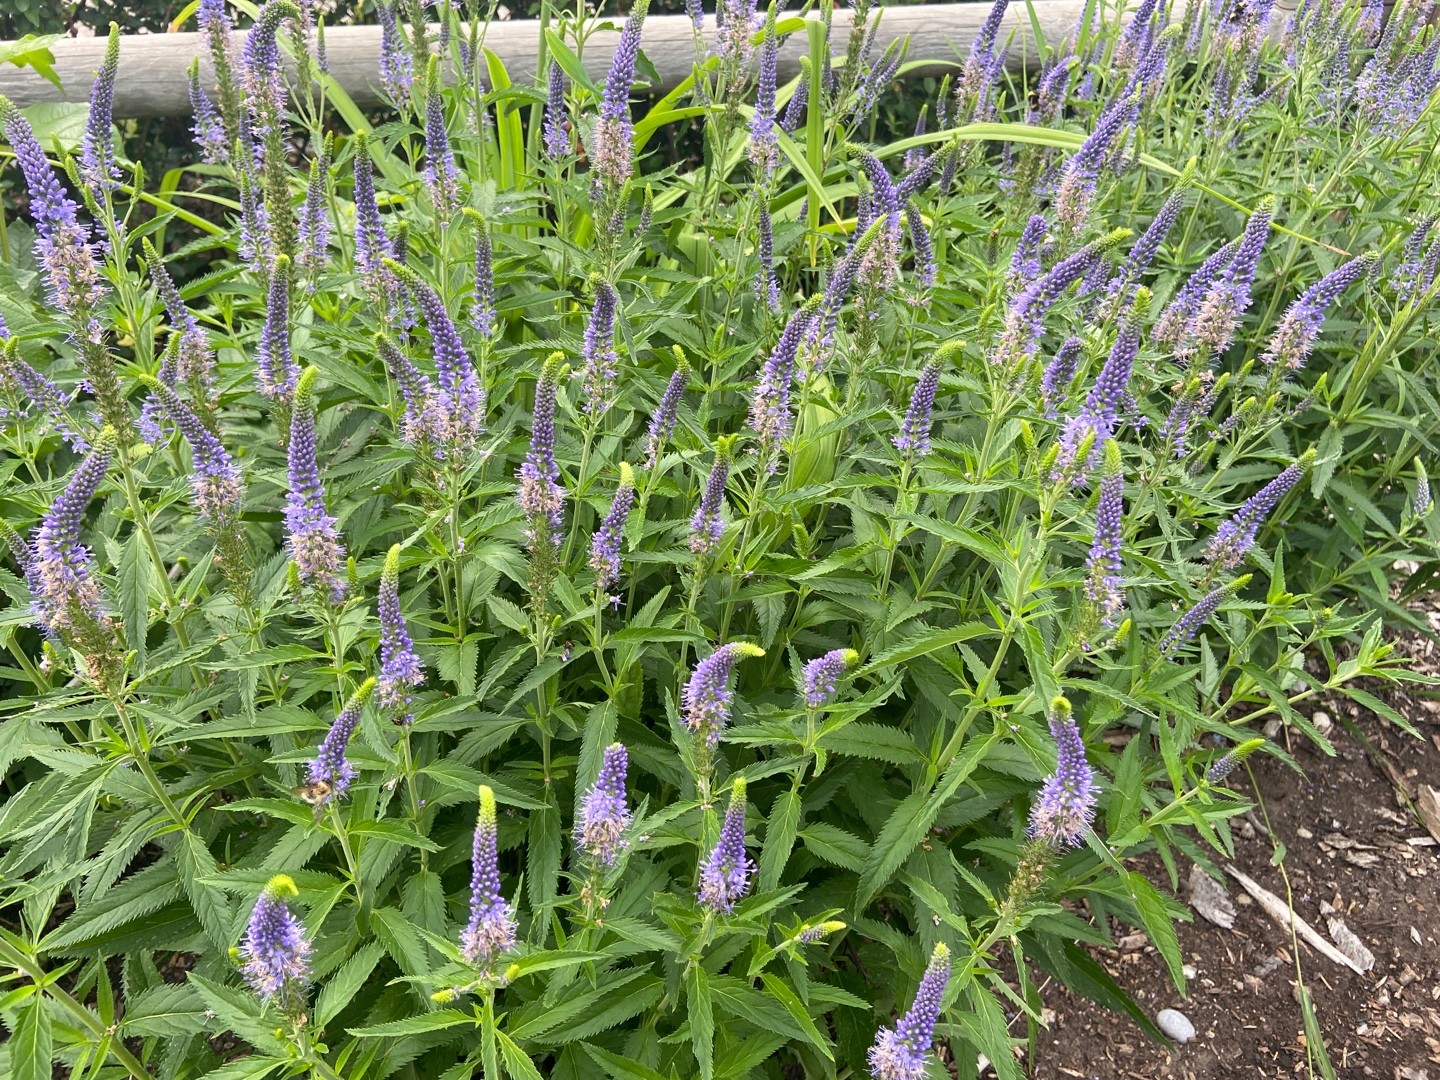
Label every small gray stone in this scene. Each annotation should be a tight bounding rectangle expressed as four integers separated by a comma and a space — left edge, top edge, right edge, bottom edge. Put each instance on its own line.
1157, 1008, 1196, 1044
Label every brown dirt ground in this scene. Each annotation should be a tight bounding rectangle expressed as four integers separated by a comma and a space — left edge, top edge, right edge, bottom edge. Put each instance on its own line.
1027, 632, 1440, 1080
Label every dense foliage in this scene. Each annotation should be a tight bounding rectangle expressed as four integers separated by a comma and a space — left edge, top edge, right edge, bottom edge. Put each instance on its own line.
1, 0, 1438, 1077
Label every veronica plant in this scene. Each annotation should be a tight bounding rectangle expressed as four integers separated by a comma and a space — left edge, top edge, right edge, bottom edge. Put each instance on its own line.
0, 0, 1435, 1077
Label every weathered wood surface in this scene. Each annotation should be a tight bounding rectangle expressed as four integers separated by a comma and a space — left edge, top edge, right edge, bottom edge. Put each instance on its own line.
0, 3, 1091, 119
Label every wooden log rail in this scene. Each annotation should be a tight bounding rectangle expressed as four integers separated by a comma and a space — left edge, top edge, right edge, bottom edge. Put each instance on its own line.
0, 3, 1093, 119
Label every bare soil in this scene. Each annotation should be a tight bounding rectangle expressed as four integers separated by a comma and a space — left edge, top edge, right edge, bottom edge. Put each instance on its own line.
1030, 635, 1440, 1080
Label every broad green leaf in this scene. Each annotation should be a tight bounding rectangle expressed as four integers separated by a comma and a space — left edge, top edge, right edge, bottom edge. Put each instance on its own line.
11, 996, 52, 1080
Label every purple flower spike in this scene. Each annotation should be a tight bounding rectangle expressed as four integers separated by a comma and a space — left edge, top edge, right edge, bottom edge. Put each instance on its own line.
80, 25, 122, 193
895, 360, 943, 461
1261, 254, 1377, 372
423, 58, 460, 225
748, 18, 779, 178
1027, 697, 1098, 847
306, 677, 375, 800
1159, 576, 1249, 657
146, 380, 242, 524
868, 943, 952, 1080
589, 0, 648, 191
749, 305, 818, 463
1152, 241, 1238, 356
1009, 214, 1049, 291
689, 445, 732, 556
1106, 187, 1187, 302
353, 134, 389, 292
517, 354, 566, 550
461, 786, 518, 969
285, 369, 347, 601
589, 463, 637, 598
0, 342, 87, 451
576, 742, 631, 867
0, 100, 105, 328
472, 220, 497, 340
256, 255, 298, 400
755, 201, 781, 314
1084, 442, 1124, 630
683, 642, 764, 745
377, 0, 412, 102
30, 432, 115, 639
801, 648, 858, 708
297, 145, 330, 278
992, 231, 1126, 369
190, 65, 229, 164
579, 282, 620, 416
377, 545, 424, 718
1054, 301, 1144, 483
1393, 217, 1439, 303
781, 72, 808, 133
1040, 337, 1082, 417
1203, 453, 1311, 570
387, 262, 486, 459
147, 246, 216, 401
647, 359, 689, 466
544, 61, 570, 159
716, 0, 758, 69
698, 778, 753, 913
1188, 198, 1274, 360
1053, 95, 1140, 234
240, 875, 312, 1004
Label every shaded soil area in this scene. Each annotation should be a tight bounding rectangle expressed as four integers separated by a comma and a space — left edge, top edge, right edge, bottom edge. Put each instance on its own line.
1032, 637, 1440, 1079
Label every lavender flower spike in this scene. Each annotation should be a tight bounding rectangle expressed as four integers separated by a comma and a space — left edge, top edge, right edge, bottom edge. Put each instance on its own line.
461, 786, 519, 969
1040, 338, 1082, 417
240, 875, 313, 1004
748, 14, 780, 178
801, 648, 859, 708
544, 61, 570, 159
285, 368, 347, 601
377, 544, 425, 718
0, 339, 86, 451
575, 743, 632, 867
589, 0, 649, 191
683, 641, 765, 745
1188, 197, 1275, 360
80, 24, 122, 192
579, 281, 620, 416
647, 354, 690, 466
1261, 254, 1378, 372
297, 141, 330, 278
142, 378, 242, 525
423, 56, 460, 225
689, 441, 733, 556
384, 260, 486, 458
1203, 451, 1312, 569
0, 96, 105, 326
306, 677, 376, 800
867, 943, 952, 1080
750, 303, 819, 464
1084, 440, 1124, 630
353, 132, 389, 292
1008, 214, 1048, 291
377, 0, 412, 102
895, 359, 943, 461
1151, 240, 1237, 354
30, 430, 116, 640
1205, 737, 1264, 784
256, 255, 298, 400
698, 778, 753, 913
517, 353, 566, 550
590, 462, 637, 598
1026, 696, 1098, 847
1416, 460, 1432, 518
1159, 575, 1251, 657
471, 215, 497, 340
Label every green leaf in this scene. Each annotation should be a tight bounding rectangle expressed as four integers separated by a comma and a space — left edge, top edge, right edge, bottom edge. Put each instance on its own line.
371, 906, 431, 978
527, 801, 562, 911
349, 1009, 473, 1037
10, 995, 52, 1080
315, 941, 386, 1027
581, 1043, 668, 1080
688, 965, 714, 1080
759, 974, 834, 1060
855, 728, 1001, 908
759, 788, 801, 892
497, 1032, 545, 1080
541, 29, 599, 96
858, 623, 991, 676
121, 982, 208, 1038
178, 830, 234, 951
1128, 872, 1187, 994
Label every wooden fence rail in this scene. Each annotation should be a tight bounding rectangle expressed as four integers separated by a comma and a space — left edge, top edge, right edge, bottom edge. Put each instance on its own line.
0, 3, 1093, 119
